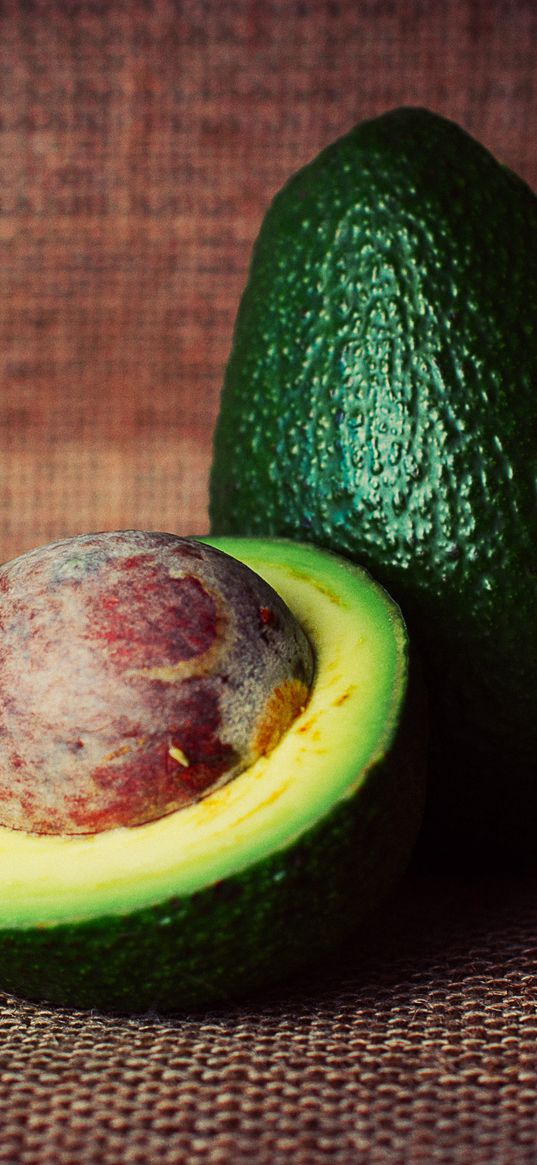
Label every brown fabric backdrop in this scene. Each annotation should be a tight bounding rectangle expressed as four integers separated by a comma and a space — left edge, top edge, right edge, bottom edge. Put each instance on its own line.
1, 0, 536, 562
0, 2, 536, 1162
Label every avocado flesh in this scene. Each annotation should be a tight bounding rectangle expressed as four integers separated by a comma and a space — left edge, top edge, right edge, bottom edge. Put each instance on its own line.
209, 108, 537, 863
0, 539, 424, 1012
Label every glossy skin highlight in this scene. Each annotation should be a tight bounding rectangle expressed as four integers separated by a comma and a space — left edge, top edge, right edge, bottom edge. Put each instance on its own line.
0, 531, 314, 835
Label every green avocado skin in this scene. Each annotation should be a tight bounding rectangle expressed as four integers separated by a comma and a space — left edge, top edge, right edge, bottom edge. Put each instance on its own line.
0, 676, 424, 1013
210, 107, 537, 864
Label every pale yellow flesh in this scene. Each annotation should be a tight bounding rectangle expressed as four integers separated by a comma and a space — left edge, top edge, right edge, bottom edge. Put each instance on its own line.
0, 539, 405, 927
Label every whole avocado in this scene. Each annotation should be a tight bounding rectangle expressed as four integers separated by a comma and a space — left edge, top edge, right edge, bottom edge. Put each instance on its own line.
210, 107, 537, 865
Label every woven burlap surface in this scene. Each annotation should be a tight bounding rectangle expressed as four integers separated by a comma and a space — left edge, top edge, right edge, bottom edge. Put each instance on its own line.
0, 2, 536, 1161
0, 871, 535, 1164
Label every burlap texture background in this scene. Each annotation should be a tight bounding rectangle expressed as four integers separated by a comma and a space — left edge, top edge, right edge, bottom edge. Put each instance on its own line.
0, 2, 536, 1161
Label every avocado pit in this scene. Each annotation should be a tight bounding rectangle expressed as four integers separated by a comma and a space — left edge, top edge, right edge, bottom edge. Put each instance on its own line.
0, 531, 314, 835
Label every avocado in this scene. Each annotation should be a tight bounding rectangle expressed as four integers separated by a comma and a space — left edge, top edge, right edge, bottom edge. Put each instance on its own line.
0, 538, 424, 1012
209, 107, 537, 863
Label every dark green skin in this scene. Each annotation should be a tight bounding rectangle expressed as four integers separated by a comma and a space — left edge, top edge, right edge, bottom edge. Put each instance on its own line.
0, 661, 424, 1013
210, 107, 537, 865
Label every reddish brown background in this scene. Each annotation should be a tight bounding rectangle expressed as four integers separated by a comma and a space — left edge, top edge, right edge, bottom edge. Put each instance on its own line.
0, 2, 536, 1162
1, 0, 536, 562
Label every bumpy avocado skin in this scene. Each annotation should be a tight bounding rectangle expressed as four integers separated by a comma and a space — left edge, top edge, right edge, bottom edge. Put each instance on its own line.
0, 659, 423, 1014
210, 107, 537, 863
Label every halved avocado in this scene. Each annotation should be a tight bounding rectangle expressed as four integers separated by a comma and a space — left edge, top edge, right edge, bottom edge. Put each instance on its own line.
0, 538, 425, 1012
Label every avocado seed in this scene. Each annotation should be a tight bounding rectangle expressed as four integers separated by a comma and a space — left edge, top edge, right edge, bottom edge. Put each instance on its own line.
0, 531, 314, 834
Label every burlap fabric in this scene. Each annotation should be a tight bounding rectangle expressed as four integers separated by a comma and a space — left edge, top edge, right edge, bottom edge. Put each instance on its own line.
0, 2, 536, 1161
